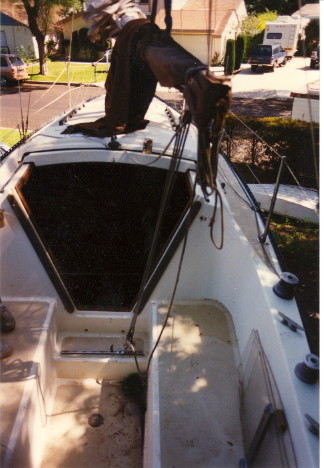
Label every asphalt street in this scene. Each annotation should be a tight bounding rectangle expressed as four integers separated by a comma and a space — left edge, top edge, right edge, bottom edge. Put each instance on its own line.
0, 83, 105, 131
0, 56, 319, 131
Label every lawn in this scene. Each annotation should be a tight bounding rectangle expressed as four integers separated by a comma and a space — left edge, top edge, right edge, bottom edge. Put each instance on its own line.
28, 61, 109, 84
0, 128, 30, 147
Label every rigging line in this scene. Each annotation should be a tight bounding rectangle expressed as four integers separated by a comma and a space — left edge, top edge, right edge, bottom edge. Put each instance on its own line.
31, 66, 70, 108
126, 118, 191, 344
11, 26, 25, 137
225, 119, 317, 207
209, 188, 224, 249
67, 10, 75, 110
229, 113, 285, 161
206, 0, 213, 69
216, 162, 279, 274
283, 160, 318, 206
34, 85, 86, 114
146, 177, 198, 376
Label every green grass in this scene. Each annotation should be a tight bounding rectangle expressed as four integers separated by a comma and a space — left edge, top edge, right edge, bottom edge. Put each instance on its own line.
0, 128, 30, 147
28, 61, 109, 84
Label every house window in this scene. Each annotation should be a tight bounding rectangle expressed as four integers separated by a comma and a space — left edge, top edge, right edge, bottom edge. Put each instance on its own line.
0, 31, 10, 53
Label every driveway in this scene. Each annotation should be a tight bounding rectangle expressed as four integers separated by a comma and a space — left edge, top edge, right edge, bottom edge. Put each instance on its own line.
231, 56, 319, 99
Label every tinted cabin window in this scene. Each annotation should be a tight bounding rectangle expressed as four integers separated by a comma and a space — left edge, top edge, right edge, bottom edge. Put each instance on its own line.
18, 162, 192, 310
266, 33, 282, 40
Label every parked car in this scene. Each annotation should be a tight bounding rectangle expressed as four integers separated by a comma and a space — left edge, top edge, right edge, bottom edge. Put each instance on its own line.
310, 44, 320, 69
0, 54, 29, 86
248, 44, 287, 72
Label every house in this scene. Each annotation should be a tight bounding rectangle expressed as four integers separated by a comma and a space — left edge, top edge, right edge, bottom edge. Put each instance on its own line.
58, 0, 246, 63
0, 12, 38, 57
291, 3, 320, 21
155, 0, 247, 63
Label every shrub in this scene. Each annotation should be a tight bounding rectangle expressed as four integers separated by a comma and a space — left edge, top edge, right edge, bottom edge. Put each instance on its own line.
224, 39, 235, 75
235, 35, 246, 70
211, 52, 223, 66
222, 115, 319, 188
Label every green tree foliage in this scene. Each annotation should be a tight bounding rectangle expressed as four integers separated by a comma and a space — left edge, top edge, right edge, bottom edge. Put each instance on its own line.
245, 0, 318, 15
239, 10, 277, 37
238, 11, 277, 60
224, 39, 235, 75
19, 0, 82, 75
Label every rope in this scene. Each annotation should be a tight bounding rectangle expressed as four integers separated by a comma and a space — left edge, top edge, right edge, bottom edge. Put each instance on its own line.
126, 113, 192, 348
225, 114, 318, 208
146, 177, 198, 376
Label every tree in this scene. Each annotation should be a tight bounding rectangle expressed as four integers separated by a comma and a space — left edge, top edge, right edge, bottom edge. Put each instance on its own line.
20, 0, 81, 75
239, 10, 277, 37
224, 39, 235, 75
238, 11, 277, 59
234, 35, 246, 70
246, 0, 319, 16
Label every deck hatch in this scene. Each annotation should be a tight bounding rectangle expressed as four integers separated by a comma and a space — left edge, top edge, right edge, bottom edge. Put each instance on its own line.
16, 161, 192, 311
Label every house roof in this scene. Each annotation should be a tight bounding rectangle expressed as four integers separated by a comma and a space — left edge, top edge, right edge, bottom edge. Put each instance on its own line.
156, 0, 244, 34
0, 12, 28, 27
292, 3, 320, 19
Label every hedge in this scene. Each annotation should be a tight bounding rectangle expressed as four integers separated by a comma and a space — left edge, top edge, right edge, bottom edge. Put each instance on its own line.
221, 115, 319, 189
235, 35, 246, 70
224, 39, 236, 75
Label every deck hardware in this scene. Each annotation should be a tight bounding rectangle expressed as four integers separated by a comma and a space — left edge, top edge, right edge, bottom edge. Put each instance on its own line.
305, 414, 319, 436
259, 155, 285, 244
107, 136, 121, 150
165, 107, 178, 130
295, 353, 319, 384
60, 349, 144, 356
273, 272, 299, 299
143, 138, 153, 153
88, 413, 104, 428
278, 311, 304, 332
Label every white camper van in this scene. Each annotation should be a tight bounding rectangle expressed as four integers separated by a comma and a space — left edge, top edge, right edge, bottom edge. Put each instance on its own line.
263, 15, 309, 58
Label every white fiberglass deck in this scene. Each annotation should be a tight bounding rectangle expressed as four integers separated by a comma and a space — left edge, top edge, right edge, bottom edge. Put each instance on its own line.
40, 379, 142, 468
157, 301, 244, 467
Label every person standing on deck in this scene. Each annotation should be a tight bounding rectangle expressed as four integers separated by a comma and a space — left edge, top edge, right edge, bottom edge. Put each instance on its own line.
0, 299, 15, 359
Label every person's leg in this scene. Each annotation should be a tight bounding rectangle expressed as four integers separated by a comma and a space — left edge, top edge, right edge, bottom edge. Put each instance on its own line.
0, 300, 16, 333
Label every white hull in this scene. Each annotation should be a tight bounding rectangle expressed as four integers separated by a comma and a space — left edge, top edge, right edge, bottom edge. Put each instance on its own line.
0, 95, 318, 467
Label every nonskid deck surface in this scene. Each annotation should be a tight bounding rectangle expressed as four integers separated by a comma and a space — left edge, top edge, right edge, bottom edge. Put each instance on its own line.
0, 300, 50, 462
40, 379, 142, 468
158, 302, 244, 467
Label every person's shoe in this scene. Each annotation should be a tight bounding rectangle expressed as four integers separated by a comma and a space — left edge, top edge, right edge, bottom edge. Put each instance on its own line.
0, 303, 16, 333
0, 340, 13, 359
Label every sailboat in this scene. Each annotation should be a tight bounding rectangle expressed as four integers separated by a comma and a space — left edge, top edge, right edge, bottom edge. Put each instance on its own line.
0, 1, 319, 467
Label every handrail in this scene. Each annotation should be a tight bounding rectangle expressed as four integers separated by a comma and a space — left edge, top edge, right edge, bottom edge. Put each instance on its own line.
92, 50, 112, 81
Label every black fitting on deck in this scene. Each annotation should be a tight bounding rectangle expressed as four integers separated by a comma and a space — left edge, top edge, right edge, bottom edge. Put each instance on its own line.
295, 354, 319, 384
273, 272, 299, 300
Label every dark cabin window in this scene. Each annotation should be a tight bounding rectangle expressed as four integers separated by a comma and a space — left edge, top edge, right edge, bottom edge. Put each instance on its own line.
266, 32, 282, 39
17, 162, 192, 311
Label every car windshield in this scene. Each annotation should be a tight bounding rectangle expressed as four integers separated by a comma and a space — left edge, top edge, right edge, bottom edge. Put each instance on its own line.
252, 46, 272, 56
8, 56, 24, 66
